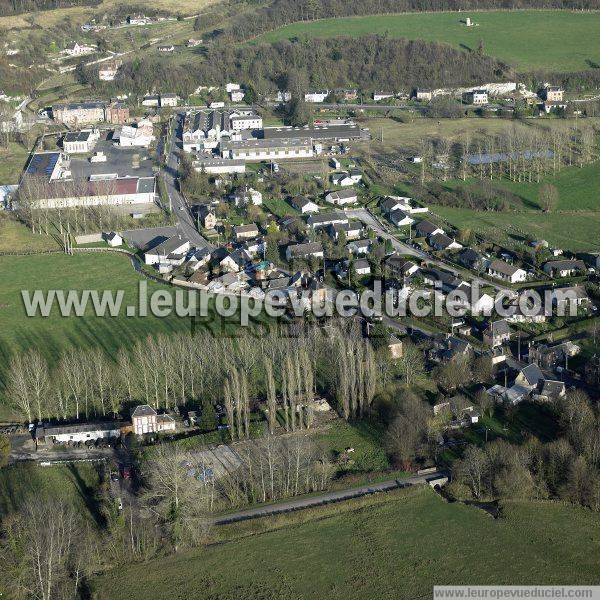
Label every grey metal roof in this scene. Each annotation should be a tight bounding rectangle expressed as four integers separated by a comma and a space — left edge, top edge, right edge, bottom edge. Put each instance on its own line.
131, 404, 157, 417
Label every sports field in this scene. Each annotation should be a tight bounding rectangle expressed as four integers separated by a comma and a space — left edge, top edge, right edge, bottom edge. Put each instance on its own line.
92, 486, 600, 599
256, 10, 600, 72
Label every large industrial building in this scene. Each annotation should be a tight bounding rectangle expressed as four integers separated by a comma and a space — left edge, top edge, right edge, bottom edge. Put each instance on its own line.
220, 138, 314, 161
20, 141, 157, 209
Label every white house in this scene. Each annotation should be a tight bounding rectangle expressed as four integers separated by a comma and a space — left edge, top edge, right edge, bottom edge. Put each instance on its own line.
488, 259, 527, 283
99, 64, 118, 81
286, 242, 324, 261
160, 93, 178, 107
63, 129, 100, 154
331, 172, 354, 187
144, 236, 190, 266
325, 188, 357, 206
226, 83, 241, 93
230, 89, 245, 102
305, 90, 329, 103
463, 89, 489, 105
36, 422, 121, 444
131, 405, 176, 435
373, 92, 394, 102
104, 231, 123, 247
290, 196, 319, 213
230, 111, 263, 131
389, 209, 415, 227
63, 42, 96, 56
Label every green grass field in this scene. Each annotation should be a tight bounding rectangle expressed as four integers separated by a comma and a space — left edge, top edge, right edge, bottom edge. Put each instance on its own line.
255, 10, 600, 72
0, 251, 269, 419
431, 205, 600, 252
0, 141, 31, 185
0, 462, 103, 518
92, 486, 600, 599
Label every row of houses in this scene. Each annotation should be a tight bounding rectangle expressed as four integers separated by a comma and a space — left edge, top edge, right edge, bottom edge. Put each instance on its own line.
35, 404, 176, 445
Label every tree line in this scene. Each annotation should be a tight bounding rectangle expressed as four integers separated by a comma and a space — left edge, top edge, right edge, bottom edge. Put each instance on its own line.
4, 322, 385, 426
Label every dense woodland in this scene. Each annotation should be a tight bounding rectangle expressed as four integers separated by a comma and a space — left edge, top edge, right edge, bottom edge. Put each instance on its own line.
83, 36, 510, 98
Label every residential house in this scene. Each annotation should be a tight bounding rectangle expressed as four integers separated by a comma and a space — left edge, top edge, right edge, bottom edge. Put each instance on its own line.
529, 340, 580, 371
160, 93, 178, 107
307, 212, 348, 230
131, 405, 176, 435
331, 172, 354, 187
463, 89, 488, 105
458, 248, 484, 271
98, 63, 119, 81
373, 91, 394, 102
347, 239, 372, 256
325, 188, 358, 206
286, 242, 324, 262
230, 89, 245, 102
233, 223, 259, 241
429, 232, 462, 251
230, 111, 263, 131
63, 42, 95, 56
380, 197, 409, 215
305, 90, 329, 103
415, 220, 444, 238
104, 232, 122, 247
144, 236, 190, 266
488, 259, 527, 283
542, 259, 586, 278
483, 319, 511, 348
141, 95, 160, 107
36, 422, 121, 444
534, 379, 566, 401
220, 248, 252, 273
290, 195, 319, 214
514, 363, 544, 390
414, 88, 432, 101
105, 102, 129, 125
328, 220, 363, 241
541, 86, 564, 102
230, 187, 263, 207
422, 268, 462, 293
385, 255, 419, 278
52, 101, 105, 125
389, 209, 415, 228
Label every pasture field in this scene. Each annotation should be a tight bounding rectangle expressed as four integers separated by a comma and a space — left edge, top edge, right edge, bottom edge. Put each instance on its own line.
92, 486, 600, 599
363, 116, 600, 154
0, 251, 270, 418
0, 141, 32, 185
431, 205, 600, 252
255, 10, 600, 72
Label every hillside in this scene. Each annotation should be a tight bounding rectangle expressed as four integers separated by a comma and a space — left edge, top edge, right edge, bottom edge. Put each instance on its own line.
93, 487, 600, 599
255, 10, 600, 72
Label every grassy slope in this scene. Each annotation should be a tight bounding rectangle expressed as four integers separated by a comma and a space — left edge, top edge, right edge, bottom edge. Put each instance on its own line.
0, 462, 102, 518
0, 0, 218, 29
432, 206, 600, 252
0, 216, 60, 252
0, 141, 31, 185
255, 10, 600, 72
93, 487, 600, 599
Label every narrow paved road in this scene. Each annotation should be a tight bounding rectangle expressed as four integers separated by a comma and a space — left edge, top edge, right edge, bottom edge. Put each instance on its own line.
163, 113, 213, 250
213, 471, 444, 525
